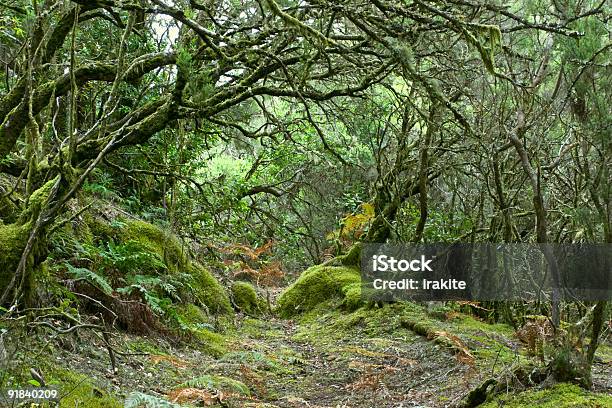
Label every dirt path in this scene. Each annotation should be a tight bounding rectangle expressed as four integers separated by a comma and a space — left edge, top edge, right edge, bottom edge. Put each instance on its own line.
222, 316, 472, 407
14, 303, 611, 407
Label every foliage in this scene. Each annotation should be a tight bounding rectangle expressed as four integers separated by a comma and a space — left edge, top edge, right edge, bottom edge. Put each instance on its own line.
180, 375, 251, 396
124, 392, 181, 408
65, 264, 113, 296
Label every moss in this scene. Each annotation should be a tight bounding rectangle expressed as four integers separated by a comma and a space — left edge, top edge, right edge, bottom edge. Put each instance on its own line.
193, 328, 227, 357
340, 243, 362, 266
84, 215, 233, 317
0, 222, 30, 289
341, 282, 363, 311
231, 281, 264, 315
0, 196, 19, 223
120, 220, 186, 272
47, 368, 122, 408
276, 265, 361, 317
176, 303, 208, 325
480, 383, 612, 408
85, 214, 117, 242
172, 303, 226, 355
189, 263, 232, 315
19, 176, 58, 223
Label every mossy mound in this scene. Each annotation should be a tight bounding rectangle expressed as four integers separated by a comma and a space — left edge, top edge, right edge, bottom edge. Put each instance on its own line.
231, 281, 265, 315
81, 214, 232, 316
480, 383, 612, 408
189, 263, 232, 315
119, 220, 187, 272
276, 265, 361, 317
341, 282, 363, 311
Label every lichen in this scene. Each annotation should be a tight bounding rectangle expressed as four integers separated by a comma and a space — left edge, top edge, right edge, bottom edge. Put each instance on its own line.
276, 265, 361, 317
231, 281, 264, 315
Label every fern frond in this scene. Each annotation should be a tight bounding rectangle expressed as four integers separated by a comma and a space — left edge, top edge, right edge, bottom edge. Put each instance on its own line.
65, 264, 113, 296
124, 391, 182, 408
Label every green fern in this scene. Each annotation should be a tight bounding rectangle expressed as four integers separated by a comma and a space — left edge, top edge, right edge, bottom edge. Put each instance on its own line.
124, 392, 182, 408
65, 264, 113, 296
180, 375, 250, 396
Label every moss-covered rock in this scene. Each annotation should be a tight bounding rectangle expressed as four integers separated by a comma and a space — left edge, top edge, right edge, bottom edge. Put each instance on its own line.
276, 265, 361, 317
231, 281, 264, 315
85, 214, 117, 242
83, 215, 232, 316
189, 263, 232, 315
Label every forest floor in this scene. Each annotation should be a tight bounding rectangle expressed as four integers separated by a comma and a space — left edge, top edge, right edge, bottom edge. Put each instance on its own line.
5, 296, 612, 407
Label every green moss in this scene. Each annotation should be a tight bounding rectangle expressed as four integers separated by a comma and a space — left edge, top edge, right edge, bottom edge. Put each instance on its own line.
48, 368, 122, 408
172, 303, 227, 356
0, 222, 30, 289
231, 281, 264, 315
176, 303, 208, 325
0, 196, 19, 223
84, 215, 233, 317
193, 328, 227, 357
341, 282, 363, 311
19, 176, 58, 223
120, 220, 186, 272
480, 383, 612, 408
189, 263, 232, 314
85, 215, 117, 242
340, 243, 362, 266
276, 265, 361, 317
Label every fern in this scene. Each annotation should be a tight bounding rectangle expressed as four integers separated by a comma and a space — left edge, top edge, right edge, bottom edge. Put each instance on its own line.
65, 264, 113, 296
180, 375, 250, 396
124, 391, 182, 408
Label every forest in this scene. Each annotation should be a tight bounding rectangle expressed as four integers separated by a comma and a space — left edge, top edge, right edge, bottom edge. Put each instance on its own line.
0, 0, 610, 407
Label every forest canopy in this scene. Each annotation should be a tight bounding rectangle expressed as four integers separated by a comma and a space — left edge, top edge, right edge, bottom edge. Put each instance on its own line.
0, 0, 610, 406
